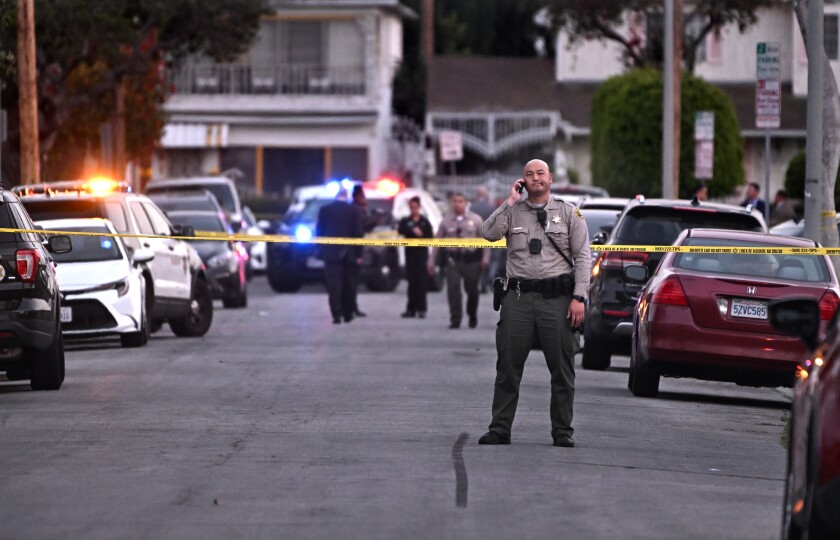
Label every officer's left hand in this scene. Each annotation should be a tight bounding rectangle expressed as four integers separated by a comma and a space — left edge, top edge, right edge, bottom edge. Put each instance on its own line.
567, 299, 585, 328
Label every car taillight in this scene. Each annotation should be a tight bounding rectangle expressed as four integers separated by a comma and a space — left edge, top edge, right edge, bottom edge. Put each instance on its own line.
599, 251, 649, 269
16, 249, 39, 283
819, 290, 840, 320
651, 276, 688, 306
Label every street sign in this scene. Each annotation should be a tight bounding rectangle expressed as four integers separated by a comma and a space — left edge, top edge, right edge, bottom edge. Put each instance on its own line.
756, 79, 781, 129
694, 140, 714, 179
694, 111, 714, 141
756, 42, 781, 80
438, 130, 463, 162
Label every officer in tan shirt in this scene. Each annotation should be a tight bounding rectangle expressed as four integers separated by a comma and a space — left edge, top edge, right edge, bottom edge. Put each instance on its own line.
428, 193, 490, 329
477, 159, 591, 448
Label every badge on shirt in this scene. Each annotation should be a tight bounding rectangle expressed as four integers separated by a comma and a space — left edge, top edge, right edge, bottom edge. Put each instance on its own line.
574, 208, 584, 219
552, 215, 562, 224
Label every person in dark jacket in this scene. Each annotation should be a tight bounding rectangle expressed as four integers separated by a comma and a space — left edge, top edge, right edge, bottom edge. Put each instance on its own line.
397, 196, 434, 318
317, 190, 364, 324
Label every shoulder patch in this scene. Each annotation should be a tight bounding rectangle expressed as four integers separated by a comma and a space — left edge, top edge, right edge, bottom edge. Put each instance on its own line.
574, 207, 584, 219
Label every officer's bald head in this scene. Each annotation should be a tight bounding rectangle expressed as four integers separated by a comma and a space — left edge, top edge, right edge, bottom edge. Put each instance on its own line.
523, 159, 551, 175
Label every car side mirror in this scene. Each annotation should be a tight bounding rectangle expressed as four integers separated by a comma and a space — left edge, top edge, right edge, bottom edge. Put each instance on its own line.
592, 231, 608, 245
623, 264, 649, 283
132, 248, 155, 265
769, 298, 820, 350
46, 235, 72, 254
171, 224, 195, 238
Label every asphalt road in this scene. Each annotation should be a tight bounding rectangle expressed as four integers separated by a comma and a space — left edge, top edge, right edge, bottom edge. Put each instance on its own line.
0, 279, 789, 539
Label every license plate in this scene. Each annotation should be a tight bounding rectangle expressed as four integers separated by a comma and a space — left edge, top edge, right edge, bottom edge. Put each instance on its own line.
306, 257, 325, 270
730, 299, 767, 320
60, 306, 73, 323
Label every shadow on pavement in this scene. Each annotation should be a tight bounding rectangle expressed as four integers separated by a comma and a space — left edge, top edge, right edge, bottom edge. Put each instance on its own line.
656, 391, 790, 410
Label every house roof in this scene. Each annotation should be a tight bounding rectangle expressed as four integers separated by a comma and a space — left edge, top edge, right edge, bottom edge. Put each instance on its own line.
271, 0, 416, 18
428, 56, 807, 137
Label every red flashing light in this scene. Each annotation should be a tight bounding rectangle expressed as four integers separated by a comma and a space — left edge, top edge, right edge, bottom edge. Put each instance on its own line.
651, 276, 688, 307
374, 177, 404, 197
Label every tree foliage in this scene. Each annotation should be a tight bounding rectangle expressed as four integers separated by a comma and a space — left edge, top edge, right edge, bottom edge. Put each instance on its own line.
546, 0, 773, 72
591, 68, 744, 199
784, 150, 840, 209
0, 0, 269, 183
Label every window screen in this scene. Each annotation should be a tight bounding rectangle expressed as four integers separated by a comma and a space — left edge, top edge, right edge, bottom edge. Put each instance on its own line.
825, 14, 839, 60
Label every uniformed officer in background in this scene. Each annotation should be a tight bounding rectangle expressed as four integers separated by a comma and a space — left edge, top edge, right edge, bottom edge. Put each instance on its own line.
478, 159, 591, 448
428, 193, 489, 329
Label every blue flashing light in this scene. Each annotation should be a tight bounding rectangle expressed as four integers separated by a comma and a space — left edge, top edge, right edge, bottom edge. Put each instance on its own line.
101, 239, 113, 249
294, 225, 313, 243
341, 178, 355, 192
324, 181, 341, 198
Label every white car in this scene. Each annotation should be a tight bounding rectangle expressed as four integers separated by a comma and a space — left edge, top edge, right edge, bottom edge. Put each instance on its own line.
37, 218, 154, 348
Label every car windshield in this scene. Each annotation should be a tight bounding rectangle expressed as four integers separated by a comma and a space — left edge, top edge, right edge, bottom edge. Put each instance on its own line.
169, 214, 227, 233
614, 207, 763, 245
23, 199, 100, 221
152, 197, 216, 213
582, 211, 620, 238
675, 238, 830, 283
51, 226, 123, 263
147, 184, 235, 214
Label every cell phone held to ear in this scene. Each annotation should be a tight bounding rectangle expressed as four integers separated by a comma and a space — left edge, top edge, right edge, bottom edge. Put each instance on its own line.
516, 181, 525, 194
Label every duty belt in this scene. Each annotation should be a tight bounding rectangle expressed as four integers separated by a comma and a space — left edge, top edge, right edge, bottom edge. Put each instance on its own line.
508, 278, 546, 293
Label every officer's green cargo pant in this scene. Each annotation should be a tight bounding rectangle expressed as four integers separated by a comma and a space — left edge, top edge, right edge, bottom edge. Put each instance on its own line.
489, 290, 575, 439
446, 260, 481, 326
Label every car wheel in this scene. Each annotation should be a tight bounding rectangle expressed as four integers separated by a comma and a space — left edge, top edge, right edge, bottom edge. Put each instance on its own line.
223, 284, 248, 309
169, 278, 214, 337
629, 343, 659, 398
366, 260, 400, 292
581, 321, 611, 370
267, 265, 303, 293
29, 326, 64, 391
120, 288, 150, 348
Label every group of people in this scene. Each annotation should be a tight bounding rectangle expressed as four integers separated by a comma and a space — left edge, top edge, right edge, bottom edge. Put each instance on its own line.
693, 181, 796, 227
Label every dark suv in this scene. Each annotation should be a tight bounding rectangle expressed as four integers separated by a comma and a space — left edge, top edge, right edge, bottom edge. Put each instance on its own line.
0, 190, 72, 390
583, 197, 766, 370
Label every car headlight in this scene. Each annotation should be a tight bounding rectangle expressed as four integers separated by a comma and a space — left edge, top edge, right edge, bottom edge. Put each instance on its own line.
208, 251, 237, 271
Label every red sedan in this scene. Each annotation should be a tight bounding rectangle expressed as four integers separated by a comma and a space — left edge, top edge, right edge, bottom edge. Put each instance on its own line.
769, 298, 840, 538
626, 229, 840, 397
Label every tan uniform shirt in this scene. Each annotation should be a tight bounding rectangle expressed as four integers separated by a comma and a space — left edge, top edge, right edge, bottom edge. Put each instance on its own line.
480, 196, 591, 298
430, 211, 490, 265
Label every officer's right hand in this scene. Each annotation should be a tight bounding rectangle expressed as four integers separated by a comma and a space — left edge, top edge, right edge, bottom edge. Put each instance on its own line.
508, 179, 524, 206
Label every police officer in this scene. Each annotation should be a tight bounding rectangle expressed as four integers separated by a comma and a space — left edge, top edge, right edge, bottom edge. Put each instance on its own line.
478, 159, 591, 447
428, 193, 489, 329
397, 196, 434, 318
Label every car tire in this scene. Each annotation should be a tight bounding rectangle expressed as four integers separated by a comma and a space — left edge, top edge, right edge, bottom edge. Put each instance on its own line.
169, 278, 214, 338
629, 343, 659, 398
267, 266, 303, 293
120, 288, 150, 348
582, 323, 611, 370
365, 252, 400, 292
29, 326, 64, 391
223, 285, 248, 309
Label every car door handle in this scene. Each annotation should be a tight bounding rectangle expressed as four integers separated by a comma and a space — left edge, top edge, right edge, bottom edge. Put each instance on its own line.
143, 242, 150, 248
168, 245, 175, 251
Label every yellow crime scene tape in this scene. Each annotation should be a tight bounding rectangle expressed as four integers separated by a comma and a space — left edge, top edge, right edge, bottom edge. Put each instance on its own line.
4, 227, 840, 255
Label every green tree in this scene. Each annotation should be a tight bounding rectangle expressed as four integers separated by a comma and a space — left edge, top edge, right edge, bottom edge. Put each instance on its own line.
546, 0, 773, 72
591, 68, 744, 199
784, 150, 840, 209
0, 0, 269, 183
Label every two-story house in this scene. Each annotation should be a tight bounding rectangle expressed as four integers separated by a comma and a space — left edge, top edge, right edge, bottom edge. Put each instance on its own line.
427, 4, 836, 199
155, 0, 412, 199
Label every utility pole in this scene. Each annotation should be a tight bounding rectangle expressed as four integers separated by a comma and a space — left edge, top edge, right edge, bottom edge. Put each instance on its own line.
804, 0, 823, 242
17, 0, 40, 185
422, 0, 434, 84
113, 80, 127, 180
662, 0, 682, 199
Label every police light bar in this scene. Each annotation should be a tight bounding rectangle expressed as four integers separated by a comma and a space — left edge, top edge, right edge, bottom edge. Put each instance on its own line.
14, 178, 131, 197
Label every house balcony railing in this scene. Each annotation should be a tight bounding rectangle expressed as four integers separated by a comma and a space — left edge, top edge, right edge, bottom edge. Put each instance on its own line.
170, 63, 367, 96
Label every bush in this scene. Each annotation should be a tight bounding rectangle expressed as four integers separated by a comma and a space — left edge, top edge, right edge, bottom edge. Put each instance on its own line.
784, 150, 840, 208
591, 68, 744, 199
